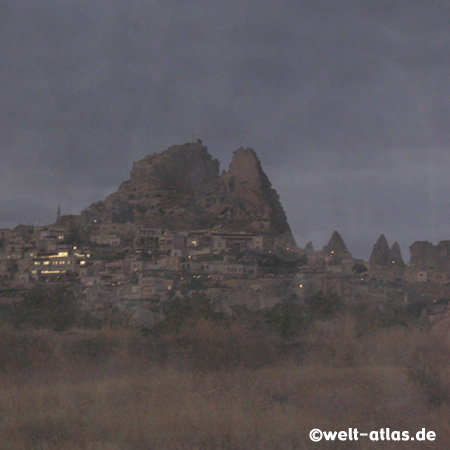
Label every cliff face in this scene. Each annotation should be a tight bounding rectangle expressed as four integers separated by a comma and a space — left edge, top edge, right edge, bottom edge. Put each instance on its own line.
410, 241, 438, 270
369, 235, 406, 269
369, 234, 390, 268
389, 242, 405, 268
80, 142, 293, 239
216, 147, 290, 235
323, 231, 350, 257
410, 240, 450, 273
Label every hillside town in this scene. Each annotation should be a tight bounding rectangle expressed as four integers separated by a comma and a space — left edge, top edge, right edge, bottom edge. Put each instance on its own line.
1, 219, 450, 322
1, 143, 449, 326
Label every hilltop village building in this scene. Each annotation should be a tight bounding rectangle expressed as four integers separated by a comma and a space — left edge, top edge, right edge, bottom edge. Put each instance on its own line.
0, 224, 265, 304
1, 223, 450, 314
3, 145, 449, 319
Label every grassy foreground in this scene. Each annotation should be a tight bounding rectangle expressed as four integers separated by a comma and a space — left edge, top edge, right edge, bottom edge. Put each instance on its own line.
0, 315, 449, 449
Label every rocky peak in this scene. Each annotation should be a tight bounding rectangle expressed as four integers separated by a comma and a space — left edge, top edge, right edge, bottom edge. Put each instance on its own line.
369, 234, 390, 268
324, 231, 349, 256
80, 142, 293, 242
410, 240, 450, 274
410, 241, 438, 270
129, 142, 219, 194
389, 242, 405, 267
226, 147, 264, 188
217, 146, 291, 236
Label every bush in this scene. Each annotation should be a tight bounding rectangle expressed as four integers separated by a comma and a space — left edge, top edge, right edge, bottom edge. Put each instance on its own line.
263, 302, 311, 339
153, 295, 225, 334
305, 293, 342, 319
11, 285, 80, 332
406, 339, 450, 408
352, 263, 368, 274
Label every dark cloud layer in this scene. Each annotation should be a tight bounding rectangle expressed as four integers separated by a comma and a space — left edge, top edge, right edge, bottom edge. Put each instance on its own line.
1, 0, 450, 259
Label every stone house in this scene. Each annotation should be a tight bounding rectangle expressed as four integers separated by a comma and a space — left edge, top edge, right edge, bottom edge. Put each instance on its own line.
427, 270, 448, 285
211, 232, 263, 252
404, 268, 428, 283
138, 272, 173, 297
162, 255, 182, 271
31, 249, 90, 280
158, 233, 186, 253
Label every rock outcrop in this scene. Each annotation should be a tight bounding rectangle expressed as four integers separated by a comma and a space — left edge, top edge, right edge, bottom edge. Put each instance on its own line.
369, 235, 405, 270
323, 231, 350, 257
130, 309, 165, 329
217, 147, 291, 236
410, 241, 438, 270
389, 242, 405, 268
80, 142, 293, 241
410, 241, 450, 273
369, 234, 390, 268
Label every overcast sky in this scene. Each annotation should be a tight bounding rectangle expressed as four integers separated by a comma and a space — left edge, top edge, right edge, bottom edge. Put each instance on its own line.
1, 0, 450, 259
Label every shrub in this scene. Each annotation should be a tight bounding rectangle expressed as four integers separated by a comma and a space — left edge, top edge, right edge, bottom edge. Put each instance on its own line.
406, 340, 450, 408
153, 295, 226, 334
305, 293, 342, 319
352, 263, 368, 274
263, 302, 311, 339
10, 285, 80, 331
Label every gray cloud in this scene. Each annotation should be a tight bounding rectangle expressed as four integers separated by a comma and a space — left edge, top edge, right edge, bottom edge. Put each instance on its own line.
1, 0, 450, 259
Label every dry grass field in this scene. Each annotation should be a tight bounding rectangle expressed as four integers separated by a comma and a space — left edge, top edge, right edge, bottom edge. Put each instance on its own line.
0, 313, 449, 449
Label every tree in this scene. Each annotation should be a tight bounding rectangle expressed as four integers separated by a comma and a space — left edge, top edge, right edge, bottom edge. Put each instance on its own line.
64, 230, 81, 246
352, 263, 368, 274
305, 293, 342, 319
11, 285, 80, 331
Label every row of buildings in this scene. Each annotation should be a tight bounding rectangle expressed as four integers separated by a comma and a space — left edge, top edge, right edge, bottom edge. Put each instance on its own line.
1, 224, 450, 312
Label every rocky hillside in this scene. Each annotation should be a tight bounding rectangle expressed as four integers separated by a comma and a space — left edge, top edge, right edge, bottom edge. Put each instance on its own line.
323, 231, 350, 257
80, 142, 293, 240
410, 240, 450, 273
369, 235, 405, 269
